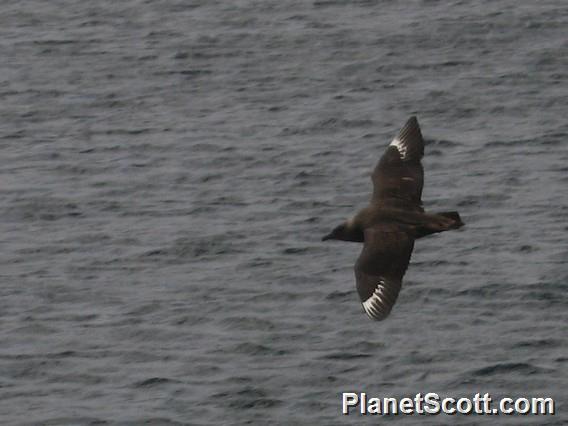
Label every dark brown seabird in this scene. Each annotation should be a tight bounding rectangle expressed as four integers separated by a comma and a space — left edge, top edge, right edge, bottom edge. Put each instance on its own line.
322, 116, 463, 321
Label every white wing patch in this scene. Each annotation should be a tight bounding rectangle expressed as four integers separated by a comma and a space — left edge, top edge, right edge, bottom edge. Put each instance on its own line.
361, 279, 391, 320
390, 137, 408, 160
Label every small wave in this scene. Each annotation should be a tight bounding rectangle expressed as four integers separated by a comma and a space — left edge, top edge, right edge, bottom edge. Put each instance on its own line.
282, 247, 310, 255
134, 377, 178, 387
232, 342, 286, 356
320, 352, 372, 360
425, 138, 460, 147
279, 117, 374, 136
220, 316, 276, 331
513, 339, 560, 349
471, 362, 545, 377
325, 290, 352, 300
212, 387, 283, 410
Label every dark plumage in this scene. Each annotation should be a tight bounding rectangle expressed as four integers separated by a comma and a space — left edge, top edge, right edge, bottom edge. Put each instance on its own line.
322, 117, 464, 321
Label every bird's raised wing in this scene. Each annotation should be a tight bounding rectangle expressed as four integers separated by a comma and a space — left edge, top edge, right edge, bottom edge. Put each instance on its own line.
355, 224, 415, 320
371, 116, 425, 211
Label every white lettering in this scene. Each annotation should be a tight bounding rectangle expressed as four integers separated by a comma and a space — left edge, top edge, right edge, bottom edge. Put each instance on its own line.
482, 393, 492, 414
456, 397, 473, 414
383, 397, 397, 414
515, 398, 530, 414
340, 392, 555, 416
414, 393, 424, 414
532, 397, 554, 415
501, 397, 514, 414
472, 393, 482, 414
424, 392, 440, 414
367, 398, 381, 414
399, 397, 414, 414
342, 393, 358, 415
360, 392, 366, 414
442, 397, 456, 414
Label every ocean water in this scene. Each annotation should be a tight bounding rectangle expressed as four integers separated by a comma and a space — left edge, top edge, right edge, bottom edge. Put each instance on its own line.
0, 0, 567, 424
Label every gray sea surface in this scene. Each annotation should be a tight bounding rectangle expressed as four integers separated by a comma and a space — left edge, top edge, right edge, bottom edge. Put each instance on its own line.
1, 0, 567, 425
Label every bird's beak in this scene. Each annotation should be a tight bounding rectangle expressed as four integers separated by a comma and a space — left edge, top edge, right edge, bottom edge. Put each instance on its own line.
322, 234, 331, 241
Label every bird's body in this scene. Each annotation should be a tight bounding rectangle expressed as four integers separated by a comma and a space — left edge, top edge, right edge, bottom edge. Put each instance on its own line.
322, 116, 463, 321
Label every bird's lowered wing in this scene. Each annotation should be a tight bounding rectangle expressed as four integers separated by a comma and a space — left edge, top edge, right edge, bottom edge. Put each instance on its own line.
371, 116, 425, 211
355, 224, 415, 320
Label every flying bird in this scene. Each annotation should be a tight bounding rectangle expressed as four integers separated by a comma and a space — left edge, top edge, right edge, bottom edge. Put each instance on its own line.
322, 116, 463, 320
